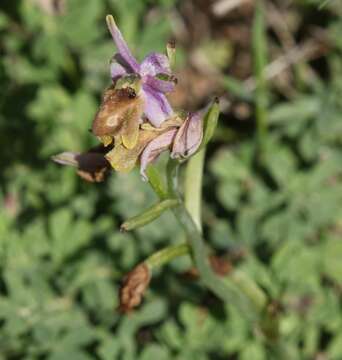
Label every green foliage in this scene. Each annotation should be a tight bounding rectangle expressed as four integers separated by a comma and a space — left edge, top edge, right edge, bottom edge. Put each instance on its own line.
0, 0, 342, 359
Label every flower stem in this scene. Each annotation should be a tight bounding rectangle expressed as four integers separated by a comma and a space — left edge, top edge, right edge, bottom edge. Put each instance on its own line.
146, 165, 168, 199
121, 199, 180, 231
166, 159, 180, 198
184, 149, 205, 232
148, 162, 267, 318
172, 203, 264, 319
167, 160, 266, 319
146, 243, 190, 269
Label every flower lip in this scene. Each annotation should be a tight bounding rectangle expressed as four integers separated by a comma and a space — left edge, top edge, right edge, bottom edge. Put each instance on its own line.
91, 87, 144, 138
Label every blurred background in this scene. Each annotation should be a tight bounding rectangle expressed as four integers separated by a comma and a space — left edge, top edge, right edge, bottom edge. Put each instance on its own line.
1, 0, 342, 359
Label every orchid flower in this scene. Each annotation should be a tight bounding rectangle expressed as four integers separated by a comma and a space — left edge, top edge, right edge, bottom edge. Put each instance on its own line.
106, 15, 175, 128
53, 15, 212, 183
52, 14, 242, 318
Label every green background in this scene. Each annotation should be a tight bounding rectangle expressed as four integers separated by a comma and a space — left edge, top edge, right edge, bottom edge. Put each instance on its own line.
1, 0, 342, 358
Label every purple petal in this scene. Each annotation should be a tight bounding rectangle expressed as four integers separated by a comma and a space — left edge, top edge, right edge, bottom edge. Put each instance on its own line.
106, 15, 140, 72
144, 75, 175, 93
140, 53, 171, 77
110, 60, 128, 80
171, 112, 203, 159
142, 84, 173, 127
140, 129, 177, 180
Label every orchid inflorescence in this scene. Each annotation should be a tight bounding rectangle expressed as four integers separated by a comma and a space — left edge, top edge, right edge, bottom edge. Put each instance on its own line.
53, 15, 268, 318
53, 15, 212, 183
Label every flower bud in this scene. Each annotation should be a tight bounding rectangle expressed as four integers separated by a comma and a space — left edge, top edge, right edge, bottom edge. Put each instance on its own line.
120, 199, 179, 231
171, 112, 203, 159
119, 263, 151, 313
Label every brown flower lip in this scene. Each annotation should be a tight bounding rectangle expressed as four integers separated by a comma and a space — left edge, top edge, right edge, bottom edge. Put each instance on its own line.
91, 87, 143, 138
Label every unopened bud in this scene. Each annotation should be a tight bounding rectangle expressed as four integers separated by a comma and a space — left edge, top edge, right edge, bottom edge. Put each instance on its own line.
119, 263, 151, 312
171, 112, 203, 159
120, 199, 179, 231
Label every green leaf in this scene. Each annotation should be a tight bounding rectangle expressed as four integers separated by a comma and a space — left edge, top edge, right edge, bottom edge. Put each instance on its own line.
139, 344, 170, 360
322, 237, 342, 283
268, 97, 318, 125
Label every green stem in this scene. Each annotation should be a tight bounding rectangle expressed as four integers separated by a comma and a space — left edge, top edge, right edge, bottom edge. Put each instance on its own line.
121, 199, 180, 231
166, 159, 180, 198
147, 163, 267, 318
146, 243, 190, 269
230, 270, 267, 311
185, 149, 205, 232
172, 204, 264, 319
166, 161, 265, 319
146, 165, 168, 199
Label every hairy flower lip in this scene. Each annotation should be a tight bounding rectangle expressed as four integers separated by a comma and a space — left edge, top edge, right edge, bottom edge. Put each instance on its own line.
91, 86, 144, 143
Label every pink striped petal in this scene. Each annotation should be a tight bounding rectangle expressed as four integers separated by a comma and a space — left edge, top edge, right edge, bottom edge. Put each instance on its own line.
140, 129, 177, 180
106, 15, 140, 72
142, 84, 173, 127
140, 53, 171, 77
